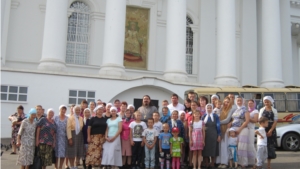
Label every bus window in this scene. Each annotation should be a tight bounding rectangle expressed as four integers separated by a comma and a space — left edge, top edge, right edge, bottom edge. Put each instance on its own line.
240, 93, 262, 110
286, 93, 300, 112
216, 92, 239, 101
264, 93, 286, 112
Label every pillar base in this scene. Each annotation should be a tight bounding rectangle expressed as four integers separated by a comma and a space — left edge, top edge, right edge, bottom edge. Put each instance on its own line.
164, 71, 188, 82
260, 79, 284, 88
214, 76, 240, 87
37, 59, 66, 71
99, 63, 125, 77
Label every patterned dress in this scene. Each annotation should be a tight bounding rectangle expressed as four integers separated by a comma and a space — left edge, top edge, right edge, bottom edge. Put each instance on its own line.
16, 119, 36, 166
190, 120, 205, 150
54, 116, 68, 158
10, 113, 26, 145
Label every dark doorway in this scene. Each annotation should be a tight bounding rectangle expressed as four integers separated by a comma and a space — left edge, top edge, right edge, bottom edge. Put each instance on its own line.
133, 98, 159, 110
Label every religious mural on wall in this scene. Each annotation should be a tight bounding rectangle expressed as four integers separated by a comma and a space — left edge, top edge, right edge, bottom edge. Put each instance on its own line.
124, 6, 149, 70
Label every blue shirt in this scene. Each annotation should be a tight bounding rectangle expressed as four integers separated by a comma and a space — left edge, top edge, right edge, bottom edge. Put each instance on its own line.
159, 132, 172, 149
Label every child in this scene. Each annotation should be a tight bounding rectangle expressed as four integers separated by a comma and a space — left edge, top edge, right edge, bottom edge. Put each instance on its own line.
153, 112, 163, 168
121, 109, 134, 169
160, 107, 171, 123
253, 117, 269, 169
228, 128, 238, 169
159, 123, 172, 169
213, 100, 222, 117
168, 110, 185, 139
170, 127, 184, 169
143, 118, 159, 169
184, 99, 192, 113
130, 111, 147, 169
179, 110, 187, 167
189, 111, 205, 169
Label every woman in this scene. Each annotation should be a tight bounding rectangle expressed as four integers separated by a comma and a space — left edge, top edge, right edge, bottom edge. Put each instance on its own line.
167, 110, 185, 138
118, 101, 128, 119
127, 104, 135, 118
89, 102, 96, 117
80, 100, 88, 117
228, 96, 251, 168
211, 94, 219, 108
86, 106, 107, 168
259, 96, 278, 169
202, 104, 221, 168
66, 106, 84, 169
9, 105, 26, 154
54, 105, 68, 169
101, 107, 123, 169
104, 103, 112, 118
248, 99, 259, 166
198, 96, 208, 116
82, 108, 91, 169
36, 109, 57, 169
121, 109, 134, 168
216, 97, 236, 168
16, 108, 37, 169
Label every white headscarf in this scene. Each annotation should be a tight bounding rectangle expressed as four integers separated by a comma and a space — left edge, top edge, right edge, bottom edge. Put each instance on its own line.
93, 105, 103, 113
171, 110, 178, 127
235, 96, 246, 109
73, 105, 81, 135
59, 105, 67, 110
47, 108, 55, 118
178, 110, 185, 120
211, 94, 219, 100
204, 104, 214, 123
83, 108, 91, 125
110, 107, 117, 112
263, 96, 274, 104
106, 103, 113, 108
127, 104, 135, 110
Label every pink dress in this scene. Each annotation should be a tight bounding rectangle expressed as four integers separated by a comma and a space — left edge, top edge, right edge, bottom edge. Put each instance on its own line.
121, 118, 134, 156
190, 120, 205, 150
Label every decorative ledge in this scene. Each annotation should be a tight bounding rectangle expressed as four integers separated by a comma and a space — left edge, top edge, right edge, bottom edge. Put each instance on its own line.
11, 1, 20, 9
39, 4, 46, 13
90, 12, 105, 20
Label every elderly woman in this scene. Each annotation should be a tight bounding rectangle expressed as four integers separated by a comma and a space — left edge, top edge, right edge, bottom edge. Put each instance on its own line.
85, 106, 107, 169
16, 108, 37, 169
211, 94, 219, 108
216, 97, 236, 168
259, 96, 278, 169
9, 105, 26, 155
202, 103, 221, 168
228, 96, 251, 168
66, 106, 84, 169
248, 99, 259, 165
104, 103, 112, 118
36, 109, 57, 169
54, 105, 68, 169
101, 107, 123, 168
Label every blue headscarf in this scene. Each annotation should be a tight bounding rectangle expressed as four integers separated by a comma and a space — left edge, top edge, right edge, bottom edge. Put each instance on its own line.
160, 107, 171, 123
27, 108, 37, 119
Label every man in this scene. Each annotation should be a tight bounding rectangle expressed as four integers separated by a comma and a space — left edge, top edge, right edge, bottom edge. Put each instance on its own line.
167, 93, 185, 113
114, 99, 121, 112
35, 105, 45, 121
228, 93, 237, 109
96, 99, 102, 106
188, 91, 196, 101
138, 95, 158, 121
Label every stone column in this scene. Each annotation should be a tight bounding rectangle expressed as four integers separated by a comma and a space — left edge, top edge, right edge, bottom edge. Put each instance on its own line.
163, 0, 188, 82
38, 0, 68, 71
260, 0, 284, 87
214, 0, 239, 86
99, 0, 126, 77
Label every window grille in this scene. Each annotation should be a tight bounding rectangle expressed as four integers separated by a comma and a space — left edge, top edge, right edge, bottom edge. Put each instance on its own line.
66, 2, 90, 65
186, 16, 193, 74
264, 93, 286, 112
286, 93, 300, 112
1, 85, 28, 102
69, 90, 95, 105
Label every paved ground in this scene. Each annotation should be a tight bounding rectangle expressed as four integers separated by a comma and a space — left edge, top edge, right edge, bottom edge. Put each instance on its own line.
1, 139, 300, 169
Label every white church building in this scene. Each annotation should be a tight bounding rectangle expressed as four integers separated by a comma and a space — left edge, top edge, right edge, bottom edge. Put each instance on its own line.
1, 0, 300, 137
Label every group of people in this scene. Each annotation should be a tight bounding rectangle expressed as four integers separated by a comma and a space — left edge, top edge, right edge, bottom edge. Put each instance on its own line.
9, 92, 278, 169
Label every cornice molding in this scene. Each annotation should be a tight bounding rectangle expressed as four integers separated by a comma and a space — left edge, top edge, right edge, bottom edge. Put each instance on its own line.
11, 1, 20, 9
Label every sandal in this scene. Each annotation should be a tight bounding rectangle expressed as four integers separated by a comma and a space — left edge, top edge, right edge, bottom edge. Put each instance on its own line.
10, 152, 16, 155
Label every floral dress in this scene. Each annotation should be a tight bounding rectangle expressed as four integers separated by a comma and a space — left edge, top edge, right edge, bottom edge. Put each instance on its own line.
54, 116, 68, 158
10, 113, 26, 144
16, 119, 37, 166
261, 110, 277, 147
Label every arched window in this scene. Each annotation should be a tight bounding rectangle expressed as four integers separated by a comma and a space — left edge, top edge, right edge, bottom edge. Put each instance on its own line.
66, 2, 90, 65
186, 16, 193, 74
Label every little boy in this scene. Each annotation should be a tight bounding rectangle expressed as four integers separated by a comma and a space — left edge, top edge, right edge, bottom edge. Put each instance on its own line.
158, 123, 172, 169
153, 112, 163, 169
130, 111, 148, 169
254, 117, 269, 169
143, 118, 159, 169
213, 100, 222, 117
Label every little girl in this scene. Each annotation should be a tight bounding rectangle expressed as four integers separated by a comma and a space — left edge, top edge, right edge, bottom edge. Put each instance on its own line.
189, 111, 205, 169
160, 107, 171, 123
170, 127, 183, 169
121, 109, 134, 168
228, 128, 238, 169
213, 100, 222, 117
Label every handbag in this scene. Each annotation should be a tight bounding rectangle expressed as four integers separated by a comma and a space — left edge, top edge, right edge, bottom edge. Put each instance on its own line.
267, 144, 277, 159
52, 149, 56, 164
29, 147, 42, 169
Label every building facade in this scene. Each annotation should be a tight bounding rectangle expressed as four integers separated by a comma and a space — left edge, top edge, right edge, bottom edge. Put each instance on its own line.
1, 0, 300, 137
